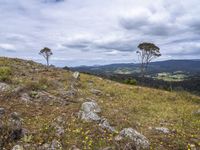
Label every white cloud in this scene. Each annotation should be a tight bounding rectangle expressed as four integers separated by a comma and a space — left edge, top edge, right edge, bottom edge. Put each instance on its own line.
0, 0, 200, 66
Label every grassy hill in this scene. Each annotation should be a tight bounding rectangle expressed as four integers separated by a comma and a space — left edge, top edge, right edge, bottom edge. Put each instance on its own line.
0, 57, 200, 149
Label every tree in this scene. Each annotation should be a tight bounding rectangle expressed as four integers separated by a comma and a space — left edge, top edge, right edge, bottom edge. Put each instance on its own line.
137, 42, 161, 77
39, 47, 53, 66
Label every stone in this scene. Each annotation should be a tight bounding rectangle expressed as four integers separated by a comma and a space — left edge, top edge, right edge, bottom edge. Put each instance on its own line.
0, 108, 5, 116
70, 145, 81, 150
73, 72, 80, 79
79, 111, 101, 122
9, 112, 23, 140
81, 101, 101, 113
115, 128, 150, 150
12, 145, 24, 150
79, 101, 102, 122
99, 118, 116, 132
154, 127, 170, 134
50, 139, 62, 149
0, 82, 10, 92
90, 89, 102, 96
20, 93, 32, 104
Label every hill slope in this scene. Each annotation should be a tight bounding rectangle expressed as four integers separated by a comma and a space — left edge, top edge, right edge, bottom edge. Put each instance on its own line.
71, 59, 200, 75
0, 57, 200, 149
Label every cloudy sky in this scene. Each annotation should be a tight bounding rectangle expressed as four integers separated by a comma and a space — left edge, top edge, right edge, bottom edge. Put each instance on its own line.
0, 0, 200, 66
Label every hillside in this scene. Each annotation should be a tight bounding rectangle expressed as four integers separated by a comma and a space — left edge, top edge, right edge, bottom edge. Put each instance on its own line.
71, 60, 200, 75
0, 57, 200, 150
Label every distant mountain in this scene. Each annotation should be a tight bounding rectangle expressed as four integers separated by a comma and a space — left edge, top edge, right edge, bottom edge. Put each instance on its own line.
70, 59, 200, 75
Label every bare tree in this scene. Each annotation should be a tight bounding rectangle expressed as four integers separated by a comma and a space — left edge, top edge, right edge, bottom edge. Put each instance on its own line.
137, 42, 161, 77
39, 47, 53, 66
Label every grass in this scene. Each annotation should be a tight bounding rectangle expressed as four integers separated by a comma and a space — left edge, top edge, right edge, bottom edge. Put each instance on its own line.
0, 57, 199, 149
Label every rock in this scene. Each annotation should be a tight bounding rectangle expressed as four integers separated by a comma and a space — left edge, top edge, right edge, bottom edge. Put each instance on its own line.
79, 111, 101, 122
12, 145, 24, 150
99, 118, 116, 132
90, 89, 102, 96
70, 145, 81, 150
0, 108, 5, 116
123, 142, 137, 150
193, 109, 200, 116
190, 144, 197, 150
154, 127, 170, 134
20, 93, 32, 104
50, 139, 62, 149
79, 101, 102, 122
0, 82, 10, 92
73, 72, 80, 79
115, 128, 150, 150
81, 101, 101, 113
9, 112, 23, 140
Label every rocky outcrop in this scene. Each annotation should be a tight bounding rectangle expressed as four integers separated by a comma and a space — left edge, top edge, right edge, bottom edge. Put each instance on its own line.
115, 128, 150, 150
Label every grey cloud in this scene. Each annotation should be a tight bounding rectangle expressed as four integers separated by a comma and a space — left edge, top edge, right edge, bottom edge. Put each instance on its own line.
0, 0, 200, 66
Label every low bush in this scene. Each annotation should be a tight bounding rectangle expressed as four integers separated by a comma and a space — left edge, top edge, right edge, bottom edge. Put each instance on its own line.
0, 67, 12, 82
124, 79, 137, 85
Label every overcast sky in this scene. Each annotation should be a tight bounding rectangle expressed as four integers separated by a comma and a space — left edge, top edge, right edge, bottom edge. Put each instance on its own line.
0, 0, 200, 66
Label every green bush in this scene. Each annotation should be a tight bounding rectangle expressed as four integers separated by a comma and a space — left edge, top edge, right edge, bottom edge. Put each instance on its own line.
0, 67, 12, 82
124, 79, 137, 85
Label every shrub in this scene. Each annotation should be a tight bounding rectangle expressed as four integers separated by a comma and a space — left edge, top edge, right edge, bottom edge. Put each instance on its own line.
124, 79, 137, 85
0, 67, 12, 82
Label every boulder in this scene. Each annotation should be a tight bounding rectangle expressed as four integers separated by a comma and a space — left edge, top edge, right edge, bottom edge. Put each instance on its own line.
81, 101, 101, 113
115, 128, 150, 150
79, 101, 102, 122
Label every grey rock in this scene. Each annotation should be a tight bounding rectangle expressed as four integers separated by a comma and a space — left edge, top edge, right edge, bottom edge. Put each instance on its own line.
12, 145, 24, 150
79, 101, 102, 122
70, 145, 81, 150
99, 118, 116, 132
90, 89, 102, 96
0, 108, 5, 116
20, 93, 32, 104
154, 127, 170, 134
0, 82, 10, 92
9, 112, 23, 140
79, 111, 101, 122
73, 71, 80, 79
115, 128, 150, 150
81, 101, 101, 113
50, 139, 62, 149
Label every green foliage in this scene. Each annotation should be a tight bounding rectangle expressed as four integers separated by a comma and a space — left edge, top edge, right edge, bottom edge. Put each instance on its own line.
124, 79, 137, 85
0, 67, 12, 82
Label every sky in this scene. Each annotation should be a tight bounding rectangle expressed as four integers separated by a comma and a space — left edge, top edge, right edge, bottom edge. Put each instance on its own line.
0, 0, 200, 67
